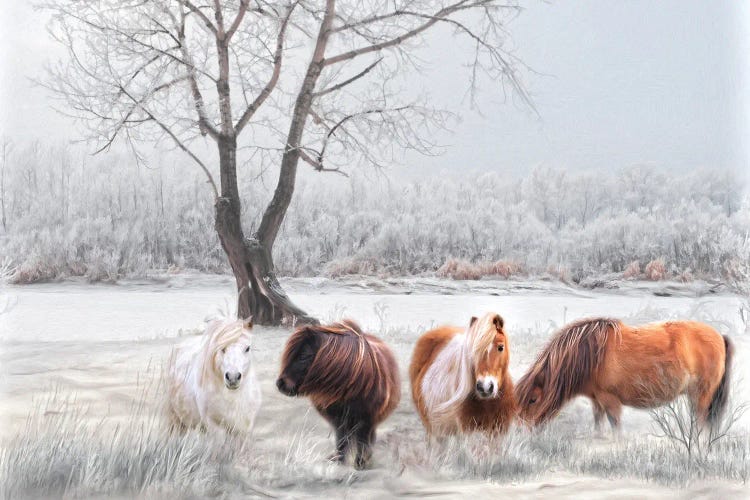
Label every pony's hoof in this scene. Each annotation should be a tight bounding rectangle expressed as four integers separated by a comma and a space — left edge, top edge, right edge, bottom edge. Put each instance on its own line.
354, 458, 370, 470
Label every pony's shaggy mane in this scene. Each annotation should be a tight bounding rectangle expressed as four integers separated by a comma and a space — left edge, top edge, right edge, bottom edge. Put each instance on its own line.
282, 319, 398, 418
421, 312, 504, 427
200, 318, 252, 386
516, 317, 621, 424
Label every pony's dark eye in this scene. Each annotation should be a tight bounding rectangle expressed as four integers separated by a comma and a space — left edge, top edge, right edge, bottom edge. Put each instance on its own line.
497, 345, 504, 352
244, 346, 250, 353
221, 348, 226, 354
529, 398, 537, 404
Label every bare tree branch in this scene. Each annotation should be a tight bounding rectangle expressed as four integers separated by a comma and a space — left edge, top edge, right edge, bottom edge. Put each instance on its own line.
225, 0, 250, 41
177, 4, 220, 139
236, 1, 298, 133
312, 56, 382, 97
178, 0, 218, 34
323, 0, 486, 66
109, 80, 218, 198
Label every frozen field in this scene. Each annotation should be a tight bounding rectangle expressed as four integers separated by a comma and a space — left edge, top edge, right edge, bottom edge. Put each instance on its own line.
1, 276, 749, 498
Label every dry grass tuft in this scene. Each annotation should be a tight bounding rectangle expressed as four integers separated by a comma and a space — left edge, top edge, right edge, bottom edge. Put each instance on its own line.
677, 269, 694, 283
437, 258, 524, 280
6, 396, 747, 498
546, 264, 571, 283
484, 260, 524, 279
0, 404, 248, 498
437, 258, 482, 280
10, 255, 61, 284
623, 261, 641, 279
324, 257, 377, 278
644, 258, 667, 281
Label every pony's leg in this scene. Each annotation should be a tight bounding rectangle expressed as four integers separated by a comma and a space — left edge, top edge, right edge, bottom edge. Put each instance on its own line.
354, 423, 376, 470
591, 399, 607, 437
322, 405, 354, 463
203, 418, 229, 442
690, 382, 717, 428
596, 393, 623, 436
326, 424, 351, 463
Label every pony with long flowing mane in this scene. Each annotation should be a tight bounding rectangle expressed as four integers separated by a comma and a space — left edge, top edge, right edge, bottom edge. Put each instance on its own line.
168, 318, 262, 435
515, 317, 733, 430
410, 312, 516, 435
276, 319, 400, 469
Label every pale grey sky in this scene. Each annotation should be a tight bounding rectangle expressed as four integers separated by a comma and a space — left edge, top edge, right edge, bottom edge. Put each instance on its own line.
1, 1, 748, 174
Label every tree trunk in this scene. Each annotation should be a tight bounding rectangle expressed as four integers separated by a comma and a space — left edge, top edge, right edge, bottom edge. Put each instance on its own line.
213, 135, 315, 325
209, 3, 335, 326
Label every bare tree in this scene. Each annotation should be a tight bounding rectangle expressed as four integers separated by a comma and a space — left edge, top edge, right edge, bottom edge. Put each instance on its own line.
43, 0, 531, 324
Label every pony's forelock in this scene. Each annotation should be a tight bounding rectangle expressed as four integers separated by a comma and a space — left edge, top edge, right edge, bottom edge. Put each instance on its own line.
200, 318, 252, 386
466, 312, 503, 358
421, 312, 505, 428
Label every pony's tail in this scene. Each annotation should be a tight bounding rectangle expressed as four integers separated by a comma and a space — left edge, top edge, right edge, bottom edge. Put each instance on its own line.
707, 335, 733, 426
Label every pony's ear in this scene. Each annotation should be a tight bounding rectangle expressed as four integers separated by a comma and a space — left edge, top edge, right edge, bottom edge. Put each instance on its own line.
243, 316, 253, 330
534, 371, 545, 387
294, 325, 314, 336
469, 316, 478, 328
493, 314, 504, 330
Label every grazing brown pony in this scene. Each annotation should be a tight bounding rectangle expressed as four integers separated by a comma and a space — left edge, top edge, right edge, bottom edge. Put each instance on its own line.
276, 320, 400, 469
515, 318, 733, 430
409, 312, 516, 436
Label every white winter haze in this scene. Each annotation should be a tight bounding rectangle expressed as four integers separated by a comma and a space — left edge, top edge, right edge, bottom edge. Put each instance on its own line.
1, 0, 748, 175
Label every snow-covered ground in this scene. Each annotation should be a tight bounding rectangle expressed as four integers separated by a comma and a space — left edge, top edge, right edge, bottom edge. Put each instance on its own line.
1, 277, 748, 497
0, 274, 742, 342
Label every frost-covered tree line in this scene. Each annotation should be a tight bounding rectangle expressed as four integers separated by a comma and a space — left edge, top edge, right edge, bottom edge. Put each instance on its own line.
0, 142, 747, 283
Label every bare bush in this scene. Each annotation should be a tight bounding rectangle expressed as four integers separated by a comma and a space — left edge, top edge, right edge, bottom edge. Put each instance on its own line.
546, 264, 571, 283
649, 396, 749, 464
623, 260, 641, 279
324, 257, 377, 278
437, 258, 482, 280
485, 260, 525, 279
436, 258, 525, 281
677, 269, 694, 283
644, 258, 667, 281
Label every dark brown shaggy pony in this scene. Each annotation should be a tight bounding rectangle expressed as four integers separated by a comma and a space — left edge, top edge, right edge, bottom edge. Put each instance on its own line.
276, 320, 400, 469
515, 318, 732, 430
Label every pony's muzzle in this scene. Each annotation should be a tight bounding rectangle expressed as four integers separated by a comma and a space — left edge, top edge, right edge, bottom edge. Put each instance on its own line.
475, 378, 497, 399
276, 376, 298, 396
224, 371, 242, 390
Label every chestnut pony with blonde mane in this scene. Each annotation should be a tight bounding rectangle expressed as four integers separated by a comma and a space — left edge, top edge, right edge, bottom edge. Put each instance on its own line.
515, 318, 733, 430
410, 312, 516, 435
276, 320, 400, 469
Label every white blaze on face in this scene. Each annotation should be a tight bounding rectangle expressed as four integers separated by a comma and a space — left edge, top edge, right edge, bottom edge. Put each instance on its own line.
474, 343, 500, 398
219, 342, 252, 389
475, 374, 499, 398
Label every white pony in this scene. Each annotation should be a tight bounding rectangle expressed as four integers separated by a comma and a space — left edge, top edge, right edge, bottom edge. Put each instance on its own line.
168, 318, 261, 436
